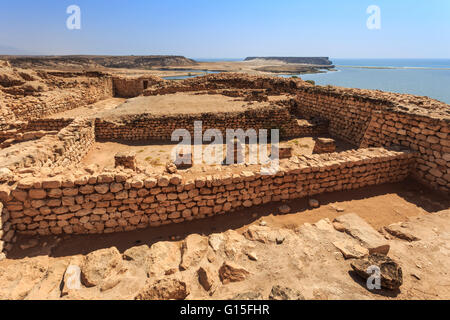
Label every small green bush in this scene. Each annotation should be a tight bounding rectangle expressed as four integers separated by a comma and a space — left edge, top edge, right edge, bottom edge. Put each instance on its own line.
305, 80, 315, 85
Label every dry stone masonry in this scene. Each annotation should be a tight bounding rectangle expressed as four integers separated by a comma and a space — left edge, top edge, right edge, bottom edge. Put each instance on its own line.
313, 138, 336, 154
115, 152, 137, 171
0, 71, 448, 255
0, 148, 414, 237
94, 106, 327, 141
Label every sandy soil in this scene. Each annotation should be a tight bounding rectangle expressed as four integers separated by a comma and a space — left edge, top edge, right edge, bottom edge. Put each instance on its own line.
97, 92, 287, 118
105, 59, 329, 78
46, 98, 126, 119
81, 135, 354, 172
10, 178, 447, 260
2, 179, 449, 300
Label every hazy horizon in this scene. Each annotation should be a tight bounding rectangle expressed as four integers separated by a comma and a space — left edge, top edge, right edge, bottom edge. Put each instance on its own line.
1, 52, 450, 60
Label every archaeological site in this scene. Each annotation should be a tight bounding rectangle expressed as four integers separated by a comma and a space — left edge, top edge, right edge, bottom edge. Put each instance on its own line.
0, 58, 448, 300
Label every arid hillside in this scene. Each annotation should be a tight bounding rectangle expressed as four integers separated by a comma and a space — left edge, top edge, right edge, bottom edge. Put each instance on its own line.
245, 57, 334, 66
0, 55, 197, 71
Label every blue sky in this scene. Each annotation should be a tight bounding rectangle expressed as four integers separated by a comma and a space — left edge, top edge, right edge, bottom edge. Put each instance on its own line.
0, 0, 449, 58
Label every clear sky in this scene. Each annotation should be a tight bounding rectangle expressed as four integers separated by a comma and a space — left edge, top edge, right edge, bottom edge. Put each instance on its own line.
0, 0, 449, 58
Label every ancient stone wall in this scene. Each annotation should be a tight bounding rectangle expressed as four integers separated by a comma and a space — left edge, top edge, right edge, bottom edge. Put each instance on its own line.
0, 119, 72, 144
294, 88, 377, 145
0, 94, 16, 131
143, 73, 304, 96
113, 76, 163, 98
0, 202, 13, 254
95, 106, 327, 141
0, 148, 414, 239
360, 110, 449, 194
0, 73, 448, 254
25, 118, 74, 132
51, 118, 96, 168
292, 86, 450, 194
0, 71, 113, 126
0, 118, 95, 175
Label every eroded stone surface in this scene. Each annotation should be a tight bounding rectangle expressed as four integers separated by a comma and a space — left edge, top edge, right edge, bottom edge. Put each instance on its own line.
333, 213, 390, 255
351, 254, 403, 291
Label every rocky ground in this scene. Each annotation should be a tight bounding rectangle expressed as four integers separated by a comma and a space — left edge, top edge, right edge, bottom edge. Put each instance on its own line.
1, 188, 448, 300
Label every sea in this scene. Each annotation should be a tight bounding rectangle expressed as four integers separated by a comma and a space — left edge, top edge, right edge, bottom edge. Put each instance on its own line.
175, 58, 450, 104
286, 58, 450, 104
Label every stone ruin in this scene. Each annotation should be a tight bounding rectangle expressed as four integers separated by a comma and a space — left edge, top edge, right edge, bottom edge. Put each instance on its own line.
114, 152, 137, 171
313, 138, 336, 154
0, 67, 448, 257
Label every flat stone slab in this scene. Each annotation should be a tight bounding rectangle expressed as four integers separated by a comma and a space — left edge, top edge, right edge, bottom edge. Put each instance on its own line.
333, 213, 390, 255
333, 239, 369, 259
384, 222, 421, 242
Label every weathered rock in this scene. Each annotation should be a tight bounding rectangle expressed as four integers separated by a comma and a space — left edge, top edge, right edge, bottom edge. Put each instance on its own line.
278, 205, 291, 214
97, 263, 147, 297
26, 259, 69, 300
384, 223, 421, 242
61, 265, 81, 296
208, 233, 224, 252
244, 225, 291, 244
351, 254, 403, 290
330, 204, 345, 212
219, 261, 250, 284
135, 277, 189, 300
333, 239, 369, 259
333, 213, 390, 255
147, 241, 181, 277
197, 265, 215, 291
80, 247, 123, 287
180, 234, 208, 271
246, 251, 258, 261
0, 257, 49, 299
165, 162, 178, 174
308, 199, 320, 208
269, 285, 305, 300
223, 230, 249, 259
123, 245, 150, 265
232, 292, 263, 300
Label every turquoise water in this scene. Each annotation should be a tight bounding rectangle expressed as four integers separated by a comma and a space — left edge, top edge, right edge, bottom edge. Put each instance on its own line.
287, 59, 450, 104
333, 58, 450, 69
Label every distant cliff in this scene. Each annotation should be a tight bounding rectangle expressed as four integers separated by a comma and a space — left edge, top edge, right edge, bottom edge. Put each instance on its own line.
245, 57, 333, 66
1, 55, 197, 70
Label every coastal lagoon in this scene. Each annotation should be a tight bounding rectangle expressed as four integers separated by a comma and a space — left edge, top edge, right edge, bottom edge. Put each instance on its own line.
167, 59, 450, 104
298, 59, 450, 104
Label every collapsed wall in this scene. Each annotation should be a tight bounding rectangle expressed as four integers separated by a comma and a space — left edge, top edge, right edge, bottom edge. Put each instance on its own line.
0, 118, 95, 174
0, 148, 413, 239
0, 64, 114, 140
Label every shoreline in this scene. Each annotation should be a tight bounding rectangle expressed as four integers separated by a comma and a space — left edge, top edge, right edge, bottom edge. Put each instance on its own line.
337, 65, 450, 70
